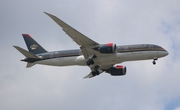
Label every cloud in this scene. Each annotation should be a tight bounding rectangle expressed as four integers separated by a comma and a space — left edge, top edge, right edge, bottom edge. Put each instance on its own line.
175, 106, 180, 110
0, 0, 180, 110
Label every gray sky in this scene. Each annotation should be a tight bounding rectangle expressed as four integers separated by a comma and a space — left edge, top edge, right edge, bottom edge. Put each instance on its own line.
0, 0, 180, 110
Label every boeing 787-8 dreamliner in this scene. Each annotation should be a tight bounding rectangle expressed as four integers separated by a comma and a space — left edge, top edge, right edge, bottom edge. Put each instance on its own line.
14, 12, 168, 78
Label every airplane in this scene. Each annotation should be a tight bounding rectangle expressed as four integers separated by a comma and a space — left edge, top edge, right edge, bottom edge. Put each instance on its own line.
13, 12, 169, 78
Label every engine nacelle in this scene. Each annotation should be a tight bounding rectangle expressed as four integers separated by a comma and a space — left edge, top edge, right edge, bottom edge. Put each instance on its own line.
94, 43, 116, 54
106, 65, 127, 76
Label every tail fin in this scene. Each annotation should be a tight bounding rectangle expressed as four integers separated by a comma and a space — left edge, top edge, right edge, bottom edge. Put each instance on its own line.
22, 34, 47, 54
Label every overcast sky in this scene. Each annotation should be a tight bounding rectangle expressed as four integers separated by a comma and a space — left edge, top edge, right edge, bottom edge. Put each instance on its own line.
0, 0, 180, 110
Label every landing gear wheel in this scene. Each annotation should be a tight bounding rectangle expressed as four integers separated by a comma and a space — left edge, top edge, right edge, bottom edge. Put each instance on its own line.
90, 60, 94, 65
86, 61, 90, 65
152, 57, 158, 65
92, 71, 100, 76
86, 59, 94, 66
153, 60, 156, 65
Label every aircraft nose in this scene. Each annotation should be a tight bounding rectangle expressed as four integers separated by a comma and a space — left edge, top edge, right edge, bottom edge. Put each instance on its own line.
164, 50, 169, 56
159, 47, 169, 57
161, 48, 169, 57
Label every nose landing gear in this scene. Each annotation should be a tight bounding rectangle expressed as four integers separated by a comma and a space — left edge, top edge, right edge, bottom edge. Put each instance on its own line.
152, 58, 158, 65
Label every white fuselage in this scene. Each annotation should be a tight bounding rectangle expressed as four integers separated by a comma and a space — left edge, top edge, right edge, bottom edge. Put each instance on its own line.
35, 50, 168, 67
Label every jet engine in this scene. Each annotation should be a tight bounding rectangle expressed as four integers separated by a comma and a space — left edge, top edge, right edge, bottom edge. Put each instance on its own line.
94, 43, 116, 54
106, 65, 127, 76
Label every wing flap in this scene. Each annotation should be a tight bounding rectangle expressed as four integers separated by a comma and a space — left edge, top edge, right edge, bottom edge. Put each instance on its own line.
80, 46, 89, 59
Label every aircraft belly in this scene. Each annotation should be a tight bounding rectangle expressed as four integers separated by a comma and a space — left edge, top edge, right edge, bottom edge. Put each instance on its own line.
97, 55, 117, 65
36, 56, 86, 66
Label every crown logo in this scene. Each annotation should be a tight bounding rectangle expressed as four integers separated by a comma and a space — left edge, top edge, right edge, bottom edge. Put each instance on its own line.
30, 44, 38, 50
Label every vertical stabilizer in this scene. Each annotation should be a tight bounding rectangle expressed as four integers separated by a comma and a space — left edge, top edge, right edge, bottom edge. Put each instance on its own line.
22, 34, 47, 54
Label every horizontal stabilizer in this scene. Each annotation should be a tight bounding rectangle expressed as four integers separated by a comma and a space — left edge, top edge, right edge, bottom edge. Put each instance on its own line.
26, 62, 35, 68
13, 46, 38, 58
83, 72, 94, 79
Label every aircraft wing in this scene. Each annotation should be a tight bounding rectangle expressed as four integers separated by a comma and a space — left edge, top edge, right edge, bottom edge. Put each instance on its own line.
45, 12, 114, 78
44, 12, 99, 47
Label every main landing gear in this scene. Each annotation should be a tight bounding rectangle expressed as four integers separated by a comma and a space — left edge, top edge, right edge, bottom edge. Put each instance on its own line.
86, 55, 100, 76
92, 70, 100, 76
152, 58, 158, 65
86, 55, 96, 66
86, 59, 94, 65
